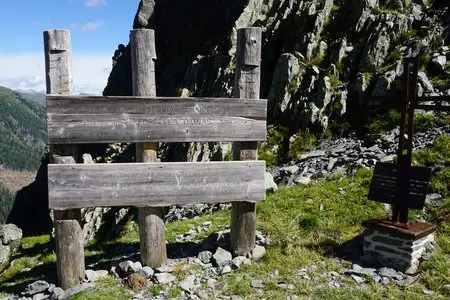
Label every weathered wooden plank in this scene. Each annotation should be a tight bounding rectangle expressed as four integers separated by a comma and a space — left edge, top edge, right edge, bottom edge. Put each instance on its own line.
48, 161, 266, 210
131, 28, 167, 268
47, 96, 267, 118
47, 96, 267, 144
231, 27, 262, 256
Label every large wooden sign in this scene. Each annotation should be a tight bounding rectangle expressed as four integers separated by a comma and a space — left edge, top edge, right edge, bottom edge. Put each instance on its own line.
48, 161, 266, 210
368, 162, 431, 210
47, 95, 267, 143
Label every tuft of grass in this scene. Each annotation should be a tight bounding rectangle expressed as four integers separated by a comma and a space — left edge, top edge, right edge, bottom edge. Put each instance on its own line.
288, 130, 317, 160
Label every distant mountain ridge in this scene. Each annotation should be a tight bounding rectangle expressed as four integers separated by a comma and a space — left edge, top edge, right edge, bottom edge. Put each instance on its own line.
0, 86, 47, 171
16, 89, 46, 106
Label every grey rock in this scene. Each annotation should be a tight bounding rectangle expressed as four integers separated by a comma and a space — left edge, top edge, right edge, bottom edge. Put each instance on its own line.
251, 279, 265, 289
195, 290, 209, 300
220, 265, 232, 274
351, 275, 365, 284
154, 273, 176, 284
251, 245, 266, 261
265, 172, 278, 192
327, 158, 337, 171
212, 247, 232, 268
118, 260, 136, 274
0, 245, 11, 267
442, 284, 450, 294
137, 266, 154, 279
294, 176, 311, 185
378, 267, 398, 278
50, 288, 64, 300
85, 269, 97, 282
231, 256, 246, 269
95, 270, 108, 279
198, 251, 213, 264
373, 275, 381, 284
230, 296, 243, 300
22, 281, 50, 296
32, 293, 49, 300
381, 277, 390, 285
425, 193, 444, 207
179, 275, 197, 292
431, 55, 447, 72
0, 224, 23, 245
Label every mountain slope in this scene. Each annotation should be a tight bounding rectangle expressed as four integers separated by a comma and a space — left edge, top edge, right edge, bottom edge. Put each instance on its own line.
0, 86, 47, 171
17, 90, 46, 106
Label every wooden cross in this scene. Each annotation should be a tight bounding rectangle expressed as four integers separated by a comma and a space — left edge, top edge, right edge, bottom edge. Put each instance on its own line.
367, 54, 449, 225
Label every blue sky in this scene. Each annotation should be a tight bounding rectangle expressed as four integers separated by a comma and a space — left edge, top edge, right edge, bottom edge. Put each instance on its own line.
0, 0, 140, 94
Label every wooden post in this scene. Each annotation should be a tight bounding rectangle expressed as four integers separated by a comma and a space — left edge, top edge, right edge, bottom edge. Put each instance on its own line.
130, 29, 167, 267
231, 27, 262, 256
44, 29, 85, 289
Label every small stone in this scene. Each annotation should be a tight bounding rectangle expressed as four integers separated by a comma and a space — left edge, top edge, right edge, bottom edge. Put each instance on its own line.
381, 277, 390, 285
221, 265, 232, 275
212, 247, 232, 268
278, 282, 295, 290
32, 293, 49, 300
251, 279, 265, 289
0, 224, 22, 246
442, 284, 450, 294
378, 267, 397, 278
50, 287, 64, 300
179, 275, 197, 292
132, 261, 142, 272
265, 172, 278, 192
85, 269, 97, 282
251, 245, 266, 261
293, 176, 311, 185
231, 256, 246, 269
137, 266, 154, 279
154, 273, 176, 284
95, 270, 109, 279
373, 275, 381, 284
118, 260, 135, 274
198, 251, 213, 264
202, 221, 212, 227
195, 290, 209, 300
351, 275, 365, 284
22, 281, 50, 296
230, 296, 244, 300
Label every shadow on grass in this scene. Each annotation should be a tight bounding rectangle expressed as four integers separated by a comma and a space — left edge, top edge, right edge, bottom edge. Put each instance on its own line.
303, 233, 364, 264
0, 260, 57, 295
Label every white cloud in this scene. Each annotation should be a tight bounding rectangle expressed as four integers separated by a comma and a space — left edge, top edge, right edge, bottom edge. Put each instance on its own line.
85, 0, 107, 7
80, 20, 105, 32
0, 52, 112, 95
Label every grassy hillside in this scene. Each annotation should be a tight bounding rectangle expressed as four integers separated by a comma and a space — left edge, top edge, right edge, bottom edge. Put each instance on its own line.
0, 86, 47, 171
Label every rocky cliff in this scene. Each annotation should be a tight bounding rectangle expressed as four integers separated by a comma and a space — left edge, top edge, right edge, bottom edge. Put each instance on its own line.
105, 0, 449, 141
